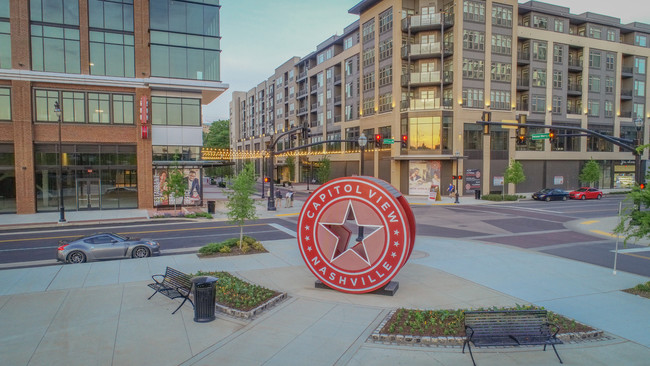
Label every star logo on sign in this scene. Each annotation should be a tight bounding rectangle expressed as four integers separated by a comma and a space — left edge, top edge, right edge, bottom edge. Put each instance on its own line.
319, 200, 382, 265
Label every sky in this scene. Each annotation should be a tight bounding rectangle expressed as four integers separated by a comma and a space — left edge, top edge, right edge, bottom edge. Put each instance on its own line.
202, 0, 650, 124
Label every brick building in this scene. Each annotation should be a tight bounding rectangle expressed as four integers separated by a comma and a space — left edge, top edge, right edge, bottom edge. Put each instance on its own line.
0, 0, 227, 214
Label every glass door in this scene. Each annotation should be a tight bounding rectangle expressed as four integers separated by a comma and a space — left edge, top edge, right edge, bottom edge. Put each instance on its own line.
76, 178, 100, 210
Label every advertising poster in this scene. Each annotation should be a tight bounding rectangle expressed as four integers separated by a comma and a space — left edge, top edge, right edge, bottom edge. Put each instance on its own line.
409, 160, 441, 196
464, 168, 481, 193
154, 168, 202, 207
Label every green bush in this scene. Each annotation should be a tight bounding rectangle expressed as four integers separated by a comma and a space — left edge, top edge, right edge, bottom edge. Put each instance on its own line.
198, 236, 265, 255
192, 271, 278, 311
481, 194, 520, 201
634, 281, 650, 292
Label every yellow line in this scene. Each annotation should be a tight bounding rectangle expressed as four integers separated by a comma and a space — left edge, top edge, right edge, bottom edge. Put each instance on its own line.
622, 252, 650, 260
277, 213, 299, 217
590, 230, 618, 238
581, 220, 599, 225
0, 223, 269, 243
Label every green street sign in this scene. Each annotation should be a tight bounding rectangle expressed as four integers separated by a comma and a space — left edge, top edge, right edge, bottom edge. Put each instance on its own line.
383, 138, 395, 144
531, 133, 550, 140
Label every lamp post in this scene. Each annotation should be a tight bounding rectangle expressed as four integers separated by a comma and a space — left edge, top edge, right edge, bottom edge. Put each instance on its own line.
54, 101, 66, 223
356, 133, 368, 242
454, 151, 460, 204
634, 117, 644, 185
261, 151, 266, 198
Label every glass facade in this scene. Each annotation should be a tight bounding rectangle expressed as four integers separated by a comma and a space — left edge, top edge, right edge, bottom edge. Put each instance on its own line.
34, 89, 134, 124
30, 0, 80, 73
34, 144, 137, 211
88, 0, 135, 77
0, 144, 15, 213
0, 87, 10, 120
150, 0, 221, 81
151, 96, 201, 126
0, 0, 10, 69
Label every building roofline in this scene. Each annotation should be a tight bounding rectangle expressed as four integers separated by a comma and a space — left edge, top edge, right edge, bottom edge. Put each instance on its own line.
348, 0, 382, 15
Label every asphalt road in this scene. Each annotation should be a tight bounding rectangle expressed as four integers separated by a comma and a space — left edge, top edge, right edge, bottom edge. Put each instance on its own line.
1, 194, 649, 277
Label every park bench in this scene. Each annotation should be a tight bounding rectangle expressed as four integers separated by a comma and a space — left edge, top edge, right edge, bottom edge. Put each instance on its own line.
147, 266, 194, 314
462, 309, 563, 366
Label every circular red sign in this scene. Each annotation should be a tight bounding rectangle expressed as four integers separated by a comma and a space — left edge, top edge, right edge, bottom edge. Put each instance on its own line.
298, 177, 414, 293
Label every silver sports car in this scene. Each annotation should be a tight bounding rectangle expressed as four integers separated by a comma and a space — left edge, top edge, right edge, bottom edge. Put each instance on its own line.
56, 233, 161, 264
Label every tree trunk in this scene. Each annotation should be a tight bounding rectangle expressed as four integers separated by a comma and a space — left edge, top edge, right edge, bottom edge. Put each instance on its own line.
239, 225, 244, 249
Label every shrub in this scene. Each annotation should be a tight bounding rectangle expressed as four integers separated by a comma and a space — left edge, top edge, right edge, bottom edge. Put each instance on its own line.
481, 194, 519, 201
192, 271, 278, 311
198, 236, 265, 255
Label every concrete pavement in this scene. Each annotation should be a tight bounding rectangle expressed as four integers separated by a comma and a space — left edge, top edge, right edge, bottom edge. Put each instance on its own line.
1, 189, 649, 365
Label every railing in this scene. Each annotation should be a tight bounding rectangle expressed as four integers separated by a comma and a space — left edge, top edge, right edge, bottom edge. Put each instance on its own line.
516, 103, 529, 111
297, 88, 308, 98
334, 96, 342, 104
310, 84, 318, 92
567, 107, 582, 114
567, 83, 582, 92
517, 52, 530, 62
620, 111, 633, 118
621, 66, 633, 74
620, 89, 633, 97
334, 116, 342, 122
516, 78, 530, 87
298, 71, 307, 79
568, 59, 582, 68
402, 42, 442, 58
298, 107, 308, 114
334, 75, 342, 84
401, 13, 454, 31
408, 71, 441, 84
311, 103, 317, 110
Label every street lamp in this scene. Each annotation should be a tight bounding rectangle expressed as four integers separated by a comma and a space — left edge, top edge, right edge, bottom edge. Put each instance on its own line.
261, 151, 266, 198
356, 133, 368, 242
634, 117, 644, 185
54, 101, 66, 223
454, 151, 460, 204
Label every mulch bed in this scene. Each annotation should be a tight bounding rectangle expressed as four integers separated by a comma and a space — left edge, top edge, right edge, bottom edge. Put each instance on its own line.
197, 247, 268, 257
623, 288, 650, 299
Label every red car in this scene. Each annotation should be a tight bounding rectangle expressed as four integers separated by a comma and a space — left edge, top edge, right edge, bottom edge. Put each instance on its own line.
569, 187, 603, 200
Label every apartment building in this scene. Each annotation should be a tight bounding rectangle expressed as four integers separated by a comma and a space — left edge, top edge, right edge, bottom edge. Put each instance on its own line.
231, 0, 650, 196
0, 0, 227, 214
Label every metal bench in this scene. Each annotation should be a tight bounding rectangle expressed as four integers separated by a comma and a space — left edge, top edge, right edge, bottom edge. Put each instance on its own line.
463, 310, 563, 365
147, 266, 194, 314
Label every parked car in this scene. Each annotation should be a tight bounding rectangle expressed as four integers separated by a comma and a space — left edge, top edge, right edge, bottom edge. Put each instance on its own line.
56, 233, 160, 264
532, 188, 569, 201
569, 187, 603, 200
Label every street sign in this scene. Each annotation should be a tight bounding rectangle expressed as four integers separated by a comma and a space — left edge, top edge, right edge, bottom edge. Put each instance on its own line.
501, 119, 519, 129
383, 138, 395, 144
531, 133, 550, 140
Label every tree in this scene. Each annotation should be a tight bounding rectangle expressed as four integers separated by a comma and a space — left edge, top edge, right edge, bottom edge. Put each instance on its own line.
203, 119, 233, 178
504, 159, 526, 193
316, 156, 331, 184
614, 183, 650, 246
579, 159, 601, 187
226, 162, 258, 249
163, 167, 186, 210
285, 156, 295, 182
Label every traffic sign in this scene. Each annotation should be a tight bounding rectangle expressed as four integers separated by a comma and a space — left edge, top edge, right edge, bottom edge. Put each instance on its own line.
383, 138, 395, 144
531, 133, 550, 140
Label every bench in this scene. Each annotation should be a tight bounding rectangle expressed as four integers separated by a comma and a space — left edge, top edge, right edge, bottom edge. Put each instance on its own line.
463, 310, 563, 366
147, 266, 194, 314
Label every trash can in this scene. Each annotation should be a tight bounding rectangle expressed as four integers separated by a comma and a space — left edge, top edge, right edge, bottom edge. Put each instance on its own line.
474, 190, 481, 200
207, 201, 215, 214
191, 276, 218, 323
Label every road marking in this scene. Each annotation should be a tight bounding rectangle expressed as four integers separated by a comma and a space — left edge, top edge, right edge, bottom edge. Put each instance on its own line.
269, 223, 297, 237
610, 247, 650, 253
581, 220, 600, 225
622, 252, 650, 260
590, 230, 617, 238
276, 213, 299, 217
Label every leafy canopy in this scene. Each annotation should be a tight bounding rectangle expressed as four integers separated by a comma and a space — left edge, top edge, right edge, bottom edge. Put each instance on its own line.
226, 162, 258, 247
504, 159, 525, 186
164, 167, 186, 210
316, 156, 331, 184
579, 159, 601, 186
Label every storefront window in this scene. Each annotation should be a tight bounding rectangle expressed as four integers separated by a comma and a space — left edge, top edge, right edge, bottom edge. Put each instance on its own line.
0, 145, 15, 213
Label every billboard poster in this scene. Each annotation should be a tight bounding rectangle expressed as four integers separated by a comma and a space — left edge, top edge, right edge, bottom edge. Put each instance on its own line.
154, 168, 202, 207
464, 168, 481, 192
409, 160, 441, 196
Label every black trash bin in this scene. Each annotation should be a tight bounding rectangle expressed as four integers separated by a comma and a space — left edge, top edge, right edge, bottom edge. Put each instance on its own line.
191, 276, 218, 322
474, 190, 481, 200
207, 201, 215, 214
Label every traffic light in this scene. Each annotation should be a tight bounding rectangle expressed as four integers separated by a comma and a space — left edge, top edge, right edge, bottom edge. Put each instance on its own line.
640, 183, 646, 189
401, 134, 408, 148
375, 134, 382, 147
549, 129, 557, 142
302, 123, 311, 139
517, 135, 527, 145
452, 175, 463, 180
264, 177, 269, 183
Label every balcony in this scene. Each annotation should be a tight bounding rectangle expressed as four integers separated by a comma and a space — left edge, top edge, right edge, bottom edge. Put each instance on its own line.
297, 88, 308, 99
620, 111, 633, 118
401, 98, 441, 111
621, 66, 633, 78
516, 78, 530, 91
334, 115, 342, 122
297, 107, 308, 116
297, 70, 308, 80
334, 75, 342, 85
515, 102, 529, 111
333, 96, 342, 105
401, 13, 453, 33
620, 89, 633, 100
567, 83, 582, 96
401, 42, 453, 60
568, 59, 583, 72
310, 84, 318, 93
517, 52, 530, 65
401, 71, 441, 87
567, 107, 582, 115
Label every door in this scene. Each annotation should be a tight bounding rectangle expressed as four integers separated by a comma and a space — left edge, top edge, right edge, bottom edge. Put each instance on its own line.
77, 178, 100, 210
87, 234, 127, 259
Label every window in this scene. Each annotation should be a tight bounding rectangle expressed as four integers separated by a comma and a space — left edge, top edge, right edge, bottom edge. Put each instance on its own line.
89, 31, 135, 77
463, 1, 485, 23
378, 93, 392, 113
149, 0, 220, 81
607, 29, 616, 42
492, 5, 512, 27
463, 30, 485, 51
531, 95, 546, 113
30, 0, 79, 25
379, 39, 392, 60
589, 26, 602, 39
606, 53, 615, 71
491, 34, 512, 55
0, 88, 11, 120
553, 71, 562, 88
635, 34, 647, 47
345, 58, 354, 76
634, 103, 645, 118
554, 20, 564, 33
462, 88, 484, 108
345, 82, 353, 98
112, 95, 134, 124
88, 0, 133, 32
362, 48, 375, 68
344, 36, 353, 50
317, 73, 323, 87
553, 44, 563, 63
532, 16, 548, 29
532, 41, 547, 61
362, 97, 375, 116
589, 50, 601, 68
604, 100, 613, 117
588, 76, 600, 92
489, 91, 510, 110
151, 96, 201, 126
362, 19, 375, 43
0, 19, 10, 69
31, 25, 81, 73
88, 93, 111, 123
379, 8, 392, 33
491, 62, 511, 82
605, 77, 614, 93
62, 91, 85, 123
34, 89, 134, 125
588, 100, 600, 116
363, 72, 375, 91
635, 57, 646, 74
379, 65, 392, 87
345, 105, 353, 121
552, 96, 562, 114
462, 59, 484, 80
635, 80, 646, 97
532, 69, 546, 87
